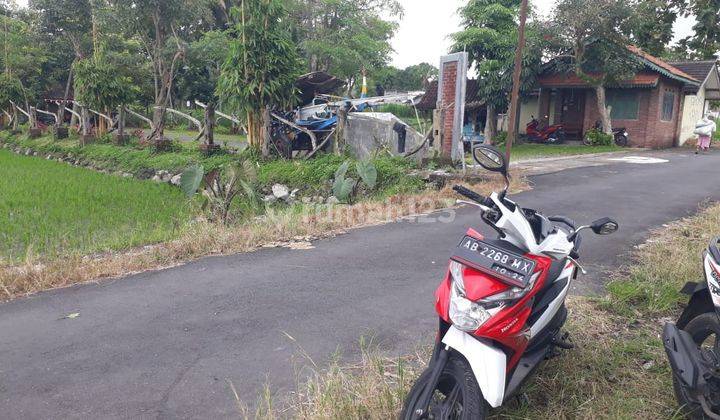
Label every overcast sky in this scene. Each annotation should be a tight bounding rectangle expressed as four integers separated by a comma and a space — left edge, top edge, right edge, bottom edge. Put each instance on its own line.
390, 0, 697, 68
11, 0, 696, 69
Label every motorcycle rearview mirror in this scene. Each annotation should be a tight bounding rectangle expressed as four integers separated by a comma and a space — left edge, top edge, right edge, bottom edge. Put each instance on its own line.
472, 145, 510, 195
591, 217, 619, 235
568, 217, 619, 242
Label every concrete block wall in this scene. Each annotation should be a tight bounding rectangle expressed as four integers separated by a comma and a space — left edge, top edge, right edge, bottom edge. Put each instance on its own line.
344, 112, 426, 161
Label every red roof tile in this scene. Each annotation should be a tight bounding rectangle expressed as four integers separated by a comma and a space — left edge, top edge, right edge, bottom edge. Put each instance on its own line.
627, 45, 699, 82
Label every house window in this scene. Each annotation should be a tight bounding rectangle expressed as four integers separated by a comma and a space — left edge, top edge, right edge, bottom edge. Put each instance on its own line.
607, 90, 639, 120
661, 91, 675, 121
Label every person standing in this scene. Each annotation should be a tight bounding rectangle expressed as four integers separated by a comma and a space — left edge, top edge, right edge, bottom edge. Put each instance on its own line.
694, 114, 716, 154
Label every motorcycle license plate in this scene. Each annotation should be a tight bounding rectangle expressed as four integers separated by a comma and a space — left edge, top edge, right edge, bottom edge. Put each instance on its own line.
451, 236, 536, 287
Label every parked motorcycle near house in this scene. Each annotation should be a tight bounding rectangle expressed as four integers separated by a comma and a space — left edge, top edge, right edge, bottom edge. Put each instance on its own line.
663, 237, 720, 419
525, 116, 566, 144
583, 120, 629, 147
401, 145, 619, 419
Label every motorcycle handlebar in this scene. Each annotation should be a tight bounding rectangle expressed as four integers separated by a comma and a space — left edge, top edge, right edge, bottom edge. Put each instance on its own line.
453, 185, 492, 207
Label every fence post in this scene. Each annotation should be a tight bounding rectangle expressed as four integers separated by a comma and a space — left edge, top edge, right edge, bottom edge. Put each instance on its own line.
335, 108, 347, 155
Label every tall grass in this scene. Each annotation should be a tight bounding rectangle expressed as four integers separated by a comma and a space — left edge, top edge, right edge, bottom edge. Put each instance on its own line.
607, 201, 720, 316
0, 149, 191, 263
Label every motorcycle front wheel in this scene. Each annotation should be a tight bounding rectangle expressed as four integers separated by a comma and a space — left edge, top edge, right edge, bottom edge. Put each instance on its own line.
614, 134, 629, 147
402, 354, 488, 420
672, 312, 720, 419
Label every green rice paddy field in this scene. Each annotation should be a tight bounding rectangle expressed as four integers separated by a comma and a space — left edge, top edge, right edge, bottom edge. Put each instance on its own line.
0, 149, 191, 263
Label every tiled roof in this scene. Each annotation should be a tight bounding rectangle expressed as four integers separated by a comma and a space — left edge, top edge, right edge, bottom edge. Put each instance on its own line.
538, 72, 660, 88
627, 45, 700, 84
416, 79, 485, 111
668, 60, 718, 83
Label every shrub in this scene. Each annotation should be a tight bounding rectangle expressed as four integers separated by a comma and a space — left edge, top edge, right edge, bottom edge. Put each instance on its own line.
493, 132, 508, 147
377, 103, 417, 120
181, 160, 260, 224
584, 129, 613, 146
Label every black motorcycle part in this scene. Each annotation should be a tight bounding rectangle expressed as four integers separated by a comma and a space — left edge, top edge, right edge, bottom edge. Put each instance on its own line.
677, 281, 719, 329
526, 304, 568, 353
663, 323, 704, 389
503, 344, 548, 402
412, 346, 451, 419
528, 276, 569, 325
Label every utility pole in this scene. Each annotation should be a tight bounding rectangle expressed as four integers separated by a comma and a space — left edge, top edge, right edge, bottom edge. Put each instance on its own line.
505, 0, 529, 164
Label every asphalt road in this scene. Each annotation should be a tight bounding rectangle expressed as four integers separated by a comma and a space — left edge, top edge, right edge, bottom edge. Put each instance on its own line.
2, 149, 719, 419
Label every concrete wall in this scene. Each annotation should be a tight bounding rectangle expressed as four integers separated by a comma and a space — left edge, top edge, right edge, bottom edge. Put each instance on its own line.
678, 89, 705, 146
344, 112, 426, 160
437, 52, 468, 162
518, 97, 538, 134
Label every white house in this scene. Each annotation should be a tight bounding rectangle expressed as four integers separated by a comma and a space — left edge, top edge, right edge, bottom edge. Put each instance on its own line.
670, 60, 720, 145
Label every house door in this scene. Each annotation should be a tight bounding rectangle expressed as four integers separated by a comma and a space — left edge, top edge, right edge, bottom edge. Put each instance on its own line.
559, 89, 585, 138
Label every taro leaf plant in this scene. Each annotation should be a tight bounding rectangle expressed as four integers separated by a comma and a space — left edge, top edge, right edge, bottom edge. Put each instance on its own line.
332, 159, 378, 203
332, 161, 355, 203
181, 160, 259, 225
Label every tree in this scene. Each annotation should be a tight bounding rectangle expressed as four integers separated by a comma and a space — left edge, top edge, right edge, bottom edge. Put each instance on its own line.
547, 0, 642, 134
680, 0, 720, 59
374, 63, 438, 92
290, 0, 402, 95
626, 0, 679, 57
107, 0, 212, 143
451, 0, 543, 143
217, 0, 301, 153
0, 73, 22, 129
175, 30, 229, 104
29, 0, 93, 128
73, 56, 137, 136
0, 11, 47, 129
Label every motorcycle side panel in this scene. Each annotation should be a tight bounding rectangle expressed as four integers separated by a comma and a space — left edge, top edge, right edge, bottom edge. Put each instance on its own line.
704, 255, 720, 308
442, 326, 507, 408
529, 265, 573, 338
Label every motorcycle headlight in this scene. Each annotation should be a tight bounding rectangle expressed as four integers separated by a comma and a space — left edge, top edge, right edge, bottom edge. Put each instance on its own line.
448, 261, 539, 332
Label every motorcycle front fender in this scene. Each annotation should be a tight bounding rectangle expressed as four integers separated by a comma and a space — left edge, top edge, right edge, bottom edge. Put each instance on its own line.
677, 281, 720, 329
442, 326, 507, 408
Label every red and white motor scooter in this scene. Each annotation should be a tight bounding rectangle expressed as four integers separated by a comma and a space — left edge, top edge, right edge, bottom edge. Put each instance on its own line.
402, 145, 619, 419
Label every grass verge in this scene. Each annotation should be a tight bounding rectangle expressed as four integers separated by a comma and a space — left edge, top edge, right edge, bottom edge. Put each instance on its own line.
1, 130, 240, 175
607, 201, 720, 317
247, 204, 720, 419
0, 173, 526, 301
0, 149, 191, 264
509, 143, 628, 162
